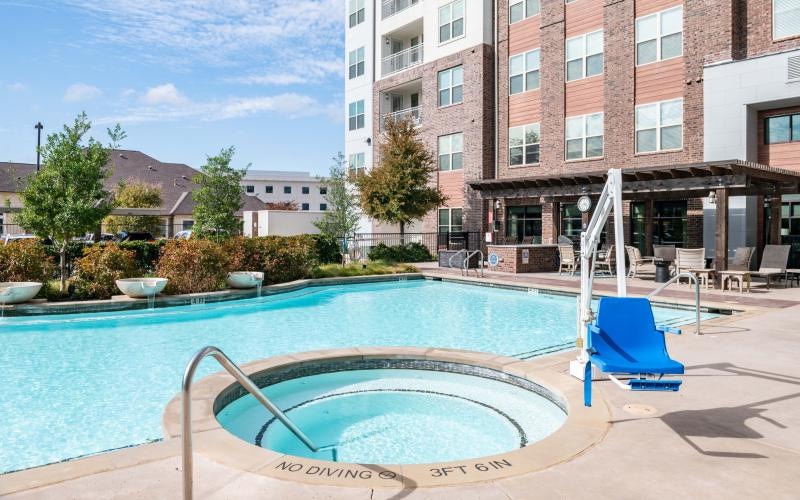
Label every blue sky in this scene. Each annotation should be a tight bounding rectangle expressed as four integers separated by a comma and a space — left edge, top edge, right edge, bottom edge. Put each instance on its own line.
0, 0, 344, 175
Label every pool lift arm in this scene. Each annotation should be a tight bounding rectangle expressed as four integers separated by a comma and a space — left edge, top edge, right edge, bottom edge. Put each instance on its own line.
569, 168, 627, 380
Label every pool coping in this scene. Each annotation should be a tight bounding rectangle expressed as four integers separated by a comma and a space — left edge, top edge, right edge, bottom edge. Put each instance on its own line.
160, 347, 611, 489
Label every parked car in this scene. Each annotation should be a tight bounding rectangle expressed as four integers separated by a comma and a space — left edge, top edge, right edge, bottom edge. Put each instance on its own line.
77, 233, 115, 244
2, 234, 38, 245
116, 231, 155, 242
174, 230, 193, 240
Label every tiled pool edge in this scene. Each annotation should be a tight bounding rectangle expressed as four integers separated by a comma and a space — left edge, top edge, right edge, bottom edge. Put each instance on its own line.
160, 348, 610, 489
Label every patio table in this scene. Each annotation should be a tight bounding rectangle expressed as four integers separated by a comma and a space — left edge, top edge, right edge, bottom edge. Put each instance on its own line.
653, 258, 672, 283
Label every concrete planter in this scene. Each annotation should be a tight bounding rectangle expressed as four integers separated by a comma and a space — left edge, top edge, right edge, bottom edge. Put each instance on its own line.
226, 271, 264, 289
0, 282, 43, 304
115, 278, 168, 298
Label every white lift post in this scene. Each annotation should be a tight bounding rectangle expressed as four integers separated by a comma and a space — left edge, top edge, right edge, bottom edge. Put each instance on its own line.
569, 168, 627, 380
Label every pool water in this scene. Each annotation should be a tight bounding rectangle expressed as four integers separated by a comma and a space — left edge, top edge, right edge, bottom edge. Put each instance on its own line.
0, 280, 712, 473
218, 369, 566, 464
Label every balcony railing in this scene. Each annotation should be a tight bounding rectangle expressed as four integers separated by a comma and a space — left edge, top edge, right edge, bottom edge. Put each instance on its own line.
381, 107, 421, 130
382, 0, 421, 19
382, 44, 424, 76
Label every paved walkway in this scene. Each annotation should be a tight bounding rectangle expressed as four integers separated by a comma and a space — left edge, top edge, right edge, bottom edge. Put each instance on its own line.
3, 286, 799, 499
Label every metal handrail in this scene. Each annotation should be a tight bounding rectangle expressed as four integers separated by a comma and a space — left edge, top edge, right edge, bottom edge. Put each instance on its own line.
181, 346, 321, 500
448, 248, 467, 268
648, 272, 702, 335
463, 250, 484, 277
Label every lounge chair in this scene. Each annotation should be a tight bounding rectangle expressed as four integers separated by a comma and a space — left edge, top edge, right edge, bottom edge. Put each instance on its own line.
594, 245, 615, 275
625, 245, 656, 278
728, 246, 755, 271
584, 297, 684, 407
751, 244, 790, 289
557, 235, 574, 245
558, 244, 579, 276
675, 247, 713, 288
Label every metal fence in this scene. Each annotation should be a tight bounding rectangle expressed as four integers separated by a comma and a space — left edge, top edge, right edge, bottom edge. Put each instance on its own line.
349, 232, 481, 260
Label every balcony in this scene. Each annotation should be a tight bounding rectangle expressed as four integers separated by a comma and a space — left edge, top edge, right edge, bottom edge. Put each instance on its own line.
381, 107, 421, 130
382, 44, 424, 77
382, 0, 421, 20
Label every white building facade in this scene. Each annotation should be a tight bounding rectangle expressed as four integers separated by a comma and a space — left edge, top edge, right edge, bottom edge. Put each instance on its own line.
241, 171, 329, 212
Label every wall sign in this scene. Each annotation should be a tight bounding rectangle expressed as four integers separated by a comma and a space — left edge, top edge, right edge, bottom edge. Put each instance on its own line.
488, 253, 499, 266
521, 249, 529, 264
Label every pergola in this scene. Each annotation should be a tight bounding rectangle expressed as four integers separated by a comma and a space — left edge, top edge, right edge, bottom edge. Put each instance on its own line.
469, 160, 800, 283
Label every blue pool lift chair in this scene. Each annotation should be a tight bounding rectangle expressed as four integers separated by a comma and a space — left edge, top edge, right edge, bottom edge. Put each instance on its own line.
583, 297, 684, 406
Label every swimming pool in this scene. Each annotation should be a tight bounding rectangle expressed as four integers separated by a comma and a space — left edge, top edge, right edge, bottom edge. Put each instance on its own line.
0, 279, 712, 473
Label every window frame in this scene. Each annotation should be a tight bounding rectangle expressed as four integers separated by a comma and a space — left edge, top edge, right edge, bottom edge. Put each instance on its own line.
438, 66, 464, 107
320, 203, 328, 211
438, 132, 464, 171
348, 152, 366, 176
284, 186, 292, 194
348, 47, 365, 79
635, 6, 683, 66
565, 112, 604, 160
438, 0, 465, 44
438, 207, 464, 233
509, 48, 541, 95
320, 187, 327, 195
635, 98, 684, 153
565, 29, 604, 82
508, 123, 541, 167
245, 185, 254, 193
505, 205, 542, 243
348, 99, 365, 131
509, 0, 540, 24
265, 185, 273, 194
773, 0, 800, 40
302, 186, 310, 195
301, 203, 310, 211
348, 0, 365, 28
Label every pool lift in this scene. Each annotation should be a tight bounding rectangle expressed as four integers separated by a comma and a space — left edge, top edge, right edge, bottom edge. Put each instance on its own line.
570, 168, 685, 407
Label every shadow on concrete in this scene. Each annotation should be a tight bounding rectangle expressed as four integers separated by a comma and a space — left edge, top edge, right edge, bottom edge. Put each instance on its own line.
613, 363, 800, 459
361, 463, 416, 500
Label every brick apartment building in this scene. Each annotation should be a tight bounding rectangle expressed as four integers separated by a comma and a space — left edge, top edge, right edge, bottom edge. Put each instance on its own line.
345, 0, 800, 266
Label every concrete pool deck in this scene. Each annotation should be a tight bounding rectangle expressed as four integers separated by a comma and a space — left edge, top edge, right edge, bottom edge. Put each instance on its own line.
2, 279, 799, 498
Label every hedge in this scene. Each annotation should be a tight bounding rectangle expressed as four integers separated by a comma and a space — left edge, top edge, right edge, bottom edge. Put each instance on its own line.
368, 242, 434, 263
72, 244, 142, 299
0, 240, 55, 285
157, 239, 230, 295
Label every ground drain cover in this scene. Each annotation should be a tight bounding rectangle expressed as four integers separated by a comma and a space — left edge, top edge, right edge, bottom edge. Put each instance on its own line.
622, 403, 657, 416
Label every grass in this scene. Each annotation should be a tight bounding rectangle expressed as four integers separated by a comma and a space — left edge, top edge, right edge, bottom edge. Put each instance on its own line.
311, 261, 418, 278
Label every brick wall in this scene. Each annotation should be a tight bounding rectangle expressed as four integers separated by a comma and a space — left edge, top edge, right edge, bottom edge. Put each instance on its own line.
486, 244, 559, 273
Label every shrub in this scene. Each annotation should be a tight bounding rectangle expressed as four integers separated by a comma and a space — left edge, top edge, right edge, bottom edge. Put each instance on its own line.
72, 244, 141, 299
310, 234, 341, 264
224, 236, 319, 285
118, 240, 165, 273
368, 242, 434, 263
0, 239, 56, 284
157, 239, 230, 294
312, 261, 417, 278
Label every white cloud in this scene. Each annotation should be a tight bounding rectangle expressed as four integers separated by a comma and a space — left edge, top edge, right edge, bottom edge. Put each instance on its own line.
231, 58, 342, 86
141, 83, 189, 106
6, 82, 26, 92
64, 82, 102, 102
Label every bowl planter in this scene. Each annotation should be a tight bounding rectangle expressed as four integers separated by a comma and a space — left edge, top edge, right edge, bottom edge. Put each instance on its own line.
0, 282, 43, 304
115, 278, 168, 298
226, 271, 265, 289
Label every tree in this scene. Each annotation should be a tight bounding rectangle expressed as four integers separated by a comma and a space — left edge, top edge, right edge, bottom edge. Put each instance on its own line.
16, 112, 125, 291
265, 201, 298, 210
355, 117, 446, 239
314, 153, 362, 251
192, 146, 248, 238
104, 181, 163, 235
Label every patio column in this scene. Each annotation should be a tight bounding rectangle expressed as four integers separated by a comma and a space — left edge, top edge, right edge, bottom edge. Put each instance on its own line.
714, 188, 729, 287
550, 201, 560, 243
769, 194, 782, 245
644, 198, 654, 256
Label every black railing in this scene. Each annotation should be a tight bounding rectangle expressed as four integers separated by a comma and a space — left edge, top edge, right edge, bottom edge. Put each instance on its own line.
351, 232, 481, 257
782, 235, 800, 269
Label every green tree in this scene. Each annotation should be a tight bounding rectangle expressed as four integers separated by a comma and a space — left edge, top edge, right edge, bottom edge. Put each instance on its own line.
355, 117, 446, 240
104, 181, 164, 235
192, 146, 248, 238
16, 112, 125, 291
314, 153, 362, 253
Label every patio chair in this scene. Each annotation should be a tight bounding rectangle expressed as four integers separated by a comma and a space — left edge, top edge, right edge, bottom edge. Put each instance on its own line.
751, 245, 790, 289
557, 235, 573, 245
728, 247, 755, 271
594, 245, 615, 275
558, 244, 579, 276
653, 244, 677, 276
583, 297, 684, 407
625, 245, 656, 278
675, 248, 713, 288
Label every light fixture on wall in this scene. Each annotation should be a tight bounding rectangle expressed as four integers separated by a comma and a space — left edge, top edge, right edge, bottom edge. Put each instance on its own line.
764, 194, 773, 208
707, 190, 716, 205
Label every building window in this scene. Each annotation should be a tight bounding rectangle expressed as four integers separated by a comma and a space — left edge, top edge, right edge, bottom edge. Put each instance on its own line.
302, 186, 310, 194
320, 187, 328, 195
438, 208, 463, 233
566, 112, 604, 160
349, 0, 365, 28
509, 123, 540, 166
774, 0, 800, 39
636, 98, 683, 152
506, 205, 542, 243
509, 0, 539, 24
348, 47, 365, 79
509, 49, 540, 95
636, 6, 682, 65
182, 220, 194, 230
439, 0, 465, 44
265, 185, 273, 194
349, 153, 366, 176
348, 100, 365, 130
245, 185, 254, 193
301, 203, 310, 211
438, 133, 464, 171
765, 113, 800, 143
320, 203, 328, 211
566, 30, 603, 81
284, 186, 292, 194
438, 66, 463, 106
561, 204, 582, 241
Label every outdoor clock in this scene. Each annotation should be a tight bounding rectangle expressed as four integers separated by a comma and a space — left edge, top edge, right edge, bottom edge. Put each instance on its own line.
577, 195, 592, 213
